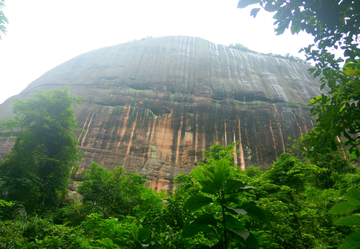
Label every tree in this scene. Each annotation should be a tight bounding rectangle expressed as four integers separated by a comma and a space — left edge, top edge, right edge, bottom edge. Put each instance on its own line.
0, 88, 82, 212
237, 0, 360, 159
262, 153, 320, 192
78, 162, 163, 219
0, 0, 8, 40
183, 159, 270, 248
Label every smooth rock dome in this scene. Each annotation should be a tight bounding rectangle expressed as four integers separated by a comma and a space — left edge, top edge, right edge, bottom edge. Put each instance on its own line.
0, 36, 322, 190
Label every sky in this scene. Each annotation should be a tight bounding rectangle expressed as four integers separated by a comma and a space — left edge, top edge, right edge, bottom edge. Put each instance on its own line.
0, 0, 315, 104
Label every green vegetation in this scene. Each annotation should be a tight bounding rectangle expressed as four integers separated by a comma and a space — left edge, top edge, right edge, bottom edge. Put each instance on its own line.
0, 0, 7, 40
0, 1, 359, 247
237, 0, 360, 159
288, 102, 298, 108
228, 43, 308, 64
182, 158, 270, 248
0, 88, 82, 212
1, 134, 360, 248
238, 0, 360, 247
328, 188, 360, 248
0, 88, 358, 248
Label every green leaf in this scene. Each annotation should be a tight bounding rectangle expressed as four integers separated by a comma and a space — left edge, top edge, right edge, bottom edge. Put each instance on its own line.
239, 203, 271, 224
328, 201, 358, 214
338, 231, 360, 249
314, 69, 321, 78
345, 189, 360, 207
224, 193, 240, 204
0, 200, 12, 207
184, 195, 213, 211
225, 206, 247, 215
291, 22, 298, 34
183, 214, 217, 238
310, 95, 321, 104
308, 68, 316, 74
132, 223, 139, 239
203, 169, 215, 181
214, 159, 230, 189
98, 238, 114, 249
225, 215, 245, 230
201, 183, 219, 195
213, 171, 226, 191
237, 0, 260, 9
225, 179, 246, 194
244, 233, 259, 249
250, 8, 261, 17
227, 228, 250, 240
138, 228, 151, 241
350, 150, 360, 159
335, 216, 360, 226
242, 185, 256, 190
192, 168, 207, 182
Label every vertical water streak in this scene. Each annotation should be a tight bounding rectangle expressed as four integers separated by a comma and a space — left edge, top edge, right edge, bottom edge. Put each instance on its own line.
81, 112, 95, 147
224, 121, 227, 146
268, 115, 277, 158
147, 116, 158, 159
208, 41, 217, 89
234, 50, 257, 92
237, 116, 246, 170
158, 114, 169, 161
256, 55, 289, 102
283, 60, 313, 98
213, 44, 225, 90
229, 48, 245, 90
194, 113, 199, 163
184, 36, 191, 90
175, 115, 184, 165
126, 110, 139, 156
78, 112, 91, 142
274, 106, 286, 153
240, 51, 260, 92
177, 36, 184, 77
233, 133, 238, 166
116, 105, 131, 150
223, 46, 232, 81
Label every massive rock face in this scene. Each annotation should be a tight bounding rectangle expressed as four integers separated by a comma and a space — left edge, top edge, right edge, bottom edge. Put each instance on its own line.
0, 36, 322, 190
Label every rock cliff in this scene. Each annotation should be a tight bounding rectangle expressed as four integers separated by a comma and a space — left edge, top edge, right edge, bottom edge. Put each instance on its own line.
0, 36, 322, 190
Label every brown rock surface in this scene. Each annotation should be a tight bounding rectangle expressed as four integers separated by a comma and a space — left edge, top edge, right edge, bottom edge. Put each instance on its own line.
0, 36, 322, 190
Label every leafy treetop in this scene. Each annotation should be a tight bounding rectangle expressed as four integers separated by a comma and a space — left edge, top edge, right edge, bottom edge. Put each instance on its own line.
0, 88, 82, 212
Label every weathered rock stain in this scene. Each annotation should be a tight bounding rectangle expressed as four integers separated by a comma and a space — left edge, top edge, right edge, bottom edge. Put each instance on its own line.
0, 36, 323, 191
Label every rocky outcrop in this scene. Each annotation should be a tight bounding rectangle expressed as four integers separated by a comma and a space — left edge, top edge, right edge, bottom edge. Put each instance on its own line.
0, 36, 322, 190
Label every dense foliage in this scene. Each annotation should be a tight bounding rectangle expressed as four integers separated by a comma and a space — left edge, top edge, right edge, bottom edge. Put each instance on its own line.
0, 0, 359, 245
1, 140, 360, 248
236, 3, 360, 245
0, 88, 358, 248
0, 88, 82, 212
